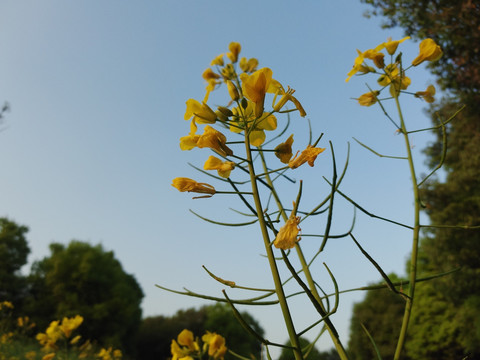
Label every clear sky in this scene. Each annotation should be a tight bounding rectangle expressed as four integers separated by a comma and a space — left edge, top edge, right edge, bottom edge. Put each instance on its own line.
0, 0, 438, 355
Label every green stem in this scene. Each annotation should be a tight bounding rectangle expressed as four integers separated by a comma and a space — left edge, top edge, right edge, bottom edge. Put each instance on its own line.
258, 151, 349, 360
393, 95, 421, 360
244, 141, 303, 360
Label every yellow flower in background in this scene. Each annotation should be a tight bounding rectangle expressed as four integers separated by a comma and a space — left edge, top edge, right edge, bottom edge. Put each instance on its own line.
172, 178, 216, 195
25, 351, 37, 360
274, 206, 301, 250
202, 332, 227, 360
226, 42, 241, 63
59, 315, 83, 338
0, 301, 14, 310
177, 329, 199, 352
288, 145, 325, 169
412, 38, 442, 66
384, 36, 410, 55
184, 99, 217, 124
274, 134, 294, 163
41, 353, 56, 360
211, 53, 224, 66
70, 335, 81, 345
415, 85, 436, 103
346, 43, 385, 82
239, 57, 259, 73
196, 125, 233, 156
204, 156, 235, 178
358, 91, 380, 106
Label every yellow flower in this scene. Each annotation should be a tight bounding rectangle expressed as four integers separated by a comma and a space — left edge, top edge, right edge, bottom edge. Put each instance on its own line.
0, 301, 14, 310
274, 206, 301, 250
172, 178, 216, 196
346, 44, 385, 82
179, 120, 200, 151
202, 332, 227, 360
184, 99, 217, 124
230, 101, 277, 147
239, 57, 258, 73
288, 145, 325, 169
384, 36, 410, 55
357, 91, 380, 106
113, 349, 122, 359
177, 329, 199, 352
211, 54, 224, 66
226, 42, 241, 63
412, 38, 443, 66
274, 134, 294, 163
202, 68, 220, 81
204, 156, 235, 178
59, 315, 83, 338
196, 125, 233, 157
415, 85, 436, 103
226, 80, 239, 101
241, 67, 274, 118
273, 86, 306, 117
25, 351, 37, 360
70, 335, 81, 345
42, 353, 56, 360
363, 48, 385, 69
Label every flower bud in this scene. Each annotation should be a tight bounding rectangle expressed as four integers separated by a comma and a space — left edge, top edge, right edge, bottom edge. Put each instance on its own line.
226, 80, 239, 101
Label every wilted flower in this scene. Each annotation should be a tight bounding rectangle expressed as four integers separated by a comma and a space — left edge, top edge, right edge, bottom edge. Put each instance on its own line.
274, 205, 301, 250
412, 38, 442, 66
415, 85, 436, 103
274, 134, 294, 163
288, 145, 325, 169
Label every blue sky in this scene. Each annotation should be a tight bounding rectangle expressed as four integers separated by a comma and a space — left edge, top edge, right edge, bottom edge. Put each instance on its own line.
0, 0, 439, 354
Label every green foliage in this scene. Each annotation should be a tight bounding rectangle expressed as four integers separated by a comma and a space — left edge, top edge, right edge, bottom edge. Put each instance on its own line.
0, 218, 30, 305
136, 303, 264, 360
24, 240, 144, 355
347, 275, 408, 360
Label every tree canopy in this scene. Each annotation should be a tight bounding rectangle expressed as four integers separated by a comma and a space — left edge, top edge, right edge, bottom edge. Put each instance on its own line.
136, 303, 264, 360
0, 218, 30, 305
25, 241, 144, 355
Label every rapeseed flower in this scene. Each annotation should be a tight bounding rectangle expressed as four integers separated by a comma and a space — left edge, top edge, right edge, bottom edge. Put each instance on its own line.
226, 42, 241, 63
288, 145, 325, 169
239, 57, 258, 73
196, 125, 233, 156
172, 178, 216, 196
358, 91, 380, 106
202, 332, 227, 359
241, 67, 279, 118
384, 36, 410, 55
274, 134, 294, 163
415, 85, 436, 103
274, 206, 301, 250
204, 156, 235, 178
412, 38, 442, 66
59, 315, 83, 338
273, 86, 306, 117
184, 99, 217, 124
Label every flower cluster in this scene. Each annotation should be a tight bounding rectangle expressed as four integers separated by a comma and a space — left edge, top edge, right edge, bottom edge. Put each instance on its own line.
346, 37, 442, 105
172, 42, 324, 197
171, 329, 227, 360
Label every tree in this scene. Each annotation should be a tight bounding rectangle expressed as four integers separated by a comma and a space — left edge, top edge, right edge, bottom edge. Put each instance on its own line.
0, 218, 30, 305
347, 275, 409, 360
360, 1, 480, 358
136, 303, 264, 360
25, 241, 143, 355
